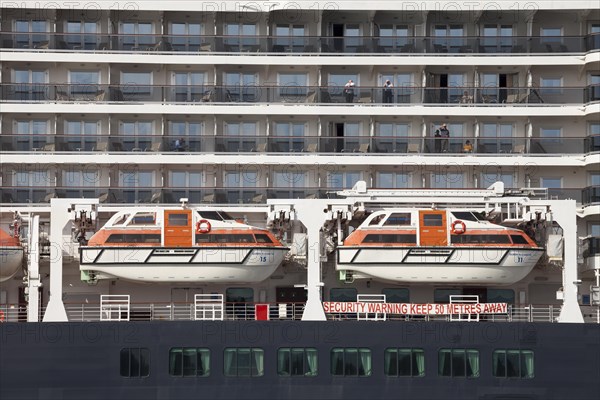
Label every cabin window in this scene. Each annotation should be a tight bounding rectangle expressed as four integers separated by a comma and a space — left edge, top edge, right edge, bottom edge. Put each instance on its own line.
492, 350, 534, 378
168, 213, 188, 227
169, 348, 210, 377
423, 214, 443, 226
330, 288, 357, 302
381, 288, 410, 303
487, 289, 515, 304
120, 348, 150, 378
129, 213, 156, 225
330, 348, 372, 376
223, 348, 264, 377
363, 234, 416, 244
384, 348, 425, 377
255, 234, 273, 243
106, 234, 161, 243
434, 289, 462, 303
226, 288, 254, 319
510, 234, 529, 244
438, 349, 479, 378
277, 348, 318, 377
383, 213, 411, 226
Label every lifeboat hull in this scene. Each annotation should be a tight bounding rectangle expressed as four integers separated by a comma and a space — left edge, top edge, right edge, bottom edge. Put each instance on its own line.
0, 246, 24, 282
337, 247, 544, 284
80, 246, 288, 283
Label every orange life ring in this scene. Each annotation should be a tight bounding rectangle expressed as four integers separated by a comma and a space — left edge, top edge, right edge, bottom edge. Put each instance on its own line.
0, 310, 5, 323
451, 220, 466, 235
196, 220, 211, 234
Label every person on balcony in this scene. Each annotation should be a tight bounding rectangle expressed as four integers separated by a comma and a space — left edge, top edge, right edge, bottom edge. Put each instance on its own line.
383, 80, 394, 103
344, 79, 355, 103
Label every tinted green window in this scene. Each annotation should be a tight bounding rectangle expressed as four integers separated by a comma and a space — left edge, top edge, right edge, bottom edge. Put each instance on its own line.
492, 350, 534, 378
224, 348, 264, 377
169, 348, 210, 377
120, 348, 150, 378
438, 349, 479, 378
423, 214, 443, 226
277, 348, 318, 376
510, 234, 529, 244
331, 348, 371, 376
384, 348, 425, 377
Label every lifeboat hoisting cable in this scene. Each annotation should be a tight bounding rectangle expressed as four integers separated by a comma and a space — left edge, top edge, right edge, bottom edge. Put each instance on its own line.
196, 220, 211, 234
451, 220, 466, 235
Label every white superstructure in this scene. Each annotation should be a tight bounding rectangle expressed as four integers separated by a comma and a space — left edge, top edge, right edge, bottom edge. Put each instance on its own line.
0, 1, 598, 321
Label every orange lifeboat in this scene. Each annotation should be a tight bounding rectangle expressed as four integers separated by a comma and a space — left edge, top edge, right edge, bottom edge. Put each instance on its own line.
0, 229, 24, 282
80, 208, 289, 283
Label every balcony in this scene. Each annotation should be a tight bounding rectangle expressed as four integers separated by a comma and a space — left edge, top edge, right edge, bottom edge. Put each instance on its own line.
1, 185, 595, 205
2, 32, 598, 54
0, 84, 594, 106
0, 134, 594, 155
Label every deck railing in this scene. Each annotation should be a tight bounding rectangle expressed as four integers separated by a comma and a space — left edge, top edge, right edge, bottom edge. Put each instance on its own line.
1, 83, 597, 105
1, 134, 597, 155
1, 303, 598, 323
0, 185, 597, 206
2, 32, 598, 53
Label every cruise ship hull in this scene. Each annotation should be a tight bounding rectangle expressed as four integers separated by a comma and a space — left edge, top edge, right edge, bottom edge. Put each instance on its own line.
80, 246, 288, 282
337, 247, 544, 284
0, 321, 598, 400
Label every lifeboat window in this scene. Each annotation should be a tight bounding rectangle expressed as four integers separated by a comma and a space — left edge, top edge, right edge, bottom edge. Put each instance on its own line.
196, 234, 256, 244
129, 213, 156, 225
168, 213, 188, 227
383, 213, 411, 226
493, 350, 534, 378
329, 288, 357, 302
255, 234, 273, 243
277, 348, 318, 377
198, 211, 235, 221
510, 234, 529, 244
381, 288, 410, 303
169, 348, 210, 377
451, 235, 511, 244
451, 212, 479, 222
423, 214, 443, 226
368, 214, 385, 226
107, 234, 161, 243
223, 348, 264, 377
120, 348, 150, 378
113, 214, 130, 226
384, 348, 425, 377
438, 349, 479, 378
330, 348, 372, 376
363, 234, 416, 244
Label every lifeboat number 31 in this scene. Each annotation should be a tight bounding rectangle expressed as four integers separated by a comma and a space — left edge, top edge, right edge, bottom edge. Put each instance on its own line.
451, 220, 466, 235
196, 220, 211, 234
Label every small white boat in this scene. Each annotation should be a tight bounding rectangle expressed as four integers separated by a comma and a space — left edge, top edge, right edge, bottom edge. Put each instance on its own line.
80, 208, 288, 283
337, 209, 544, 284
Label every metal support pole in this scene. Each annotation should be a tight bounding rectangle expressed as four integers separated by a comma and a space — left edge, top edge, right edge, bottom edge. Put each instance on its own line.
27, 215, 41, 322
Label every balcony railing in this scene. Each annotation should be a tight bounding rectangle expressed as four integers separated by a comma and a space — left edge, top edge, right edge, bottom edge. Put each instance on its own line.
2, 32, 599, 53
0, 135, 595, 154
0, 84, 595, 105
1, 185, 597, 205
0, 134, 595, 155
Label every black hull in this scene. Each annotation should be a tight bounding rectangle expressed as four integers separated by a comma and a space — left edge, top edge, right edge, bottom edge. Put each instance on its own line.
1, 321, 599, 400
